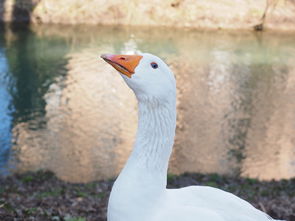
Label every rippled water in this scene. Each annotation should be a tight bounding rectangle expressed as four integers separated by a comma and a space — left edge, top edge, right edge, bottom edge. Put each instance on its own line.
0, 24, 294, 182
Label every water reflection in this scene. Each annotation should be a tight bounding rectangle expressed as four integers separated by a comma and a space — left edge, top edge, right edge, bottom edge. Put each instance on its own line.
1, 25, 294, 182
0, 48, 14, 174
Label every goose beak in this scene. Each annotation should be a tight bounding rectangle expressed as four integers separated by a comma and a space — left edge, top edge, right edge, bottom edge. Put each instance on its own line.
101, 54, 143, 78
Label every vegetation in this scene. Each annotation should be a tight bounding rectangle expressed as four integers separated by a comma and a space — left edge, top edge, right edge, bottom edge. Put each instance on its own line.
0, 170, 294, 220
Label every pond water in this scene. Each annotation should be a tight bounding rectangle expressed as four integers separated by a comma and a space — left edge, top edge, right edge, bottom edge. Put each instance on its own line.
0, 24, 294, 183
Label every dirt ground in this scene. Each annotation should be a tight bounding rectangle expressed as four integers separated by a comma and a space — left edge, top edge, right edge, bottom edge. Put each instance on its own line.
0, 171, 294, 221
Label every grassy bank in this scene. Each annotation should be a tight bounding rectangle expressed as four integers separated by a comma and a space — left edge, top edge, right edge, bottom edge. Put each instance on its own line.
0, 171, 294, 220
1, 0, 295, 30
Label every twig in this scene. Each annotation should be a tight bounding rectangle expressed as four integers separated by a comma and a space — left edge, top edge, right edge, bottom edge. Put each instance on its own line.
259, 202, 267, 213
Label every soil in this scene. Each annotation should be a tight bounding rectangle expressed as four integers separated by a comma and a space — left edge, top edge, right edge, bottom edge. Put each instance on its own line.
0, 171, 294, 221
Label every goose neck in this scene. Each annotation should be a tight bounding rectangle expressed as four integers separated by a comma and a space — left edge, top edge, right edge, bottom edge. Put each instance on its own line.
128, 97, 176, 176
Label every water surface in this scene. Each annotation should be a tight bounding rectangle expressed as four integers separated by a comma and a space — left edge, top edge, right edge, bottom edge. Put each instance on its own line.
0, 24, 295, 182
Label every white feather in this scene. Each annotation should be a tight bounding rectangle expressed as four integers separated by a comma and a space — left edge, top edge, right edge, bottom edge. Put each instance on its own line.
105, 53, 283, 221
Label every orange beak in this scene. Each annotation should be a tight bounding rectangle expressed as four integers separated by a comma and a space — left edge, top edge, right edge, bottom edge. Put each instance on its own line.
101, 54, 143, 78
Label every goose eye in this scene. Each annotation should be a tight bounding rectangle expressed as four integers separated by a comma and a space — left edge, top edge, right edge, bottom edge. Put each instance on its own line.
151, 62, 158, 69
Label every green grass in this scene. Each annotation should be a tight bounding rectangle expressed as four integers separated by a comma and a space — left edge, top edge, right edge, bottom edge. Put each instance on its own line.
21, 175, 34, 183
75, 191, 88, 198
64, 216, 86, 221
24, 207, 38, 215
167, 173, 177, 183
95, 192, 106, 199
37, 188, 63, 198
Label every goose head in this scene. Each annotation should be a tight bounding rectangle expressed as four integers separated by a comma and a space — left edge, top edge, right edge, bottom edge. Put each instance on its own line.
101, 53, 176, 103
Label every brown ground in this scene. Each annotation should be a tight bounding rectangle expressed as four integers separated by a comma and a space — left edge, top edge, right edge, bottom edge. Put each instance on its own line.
0, 171, 294, 221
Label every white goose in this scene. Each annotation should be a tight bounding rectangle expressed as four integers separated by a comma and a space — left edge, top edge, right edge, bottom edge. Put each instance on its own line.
101, 53, 282, 221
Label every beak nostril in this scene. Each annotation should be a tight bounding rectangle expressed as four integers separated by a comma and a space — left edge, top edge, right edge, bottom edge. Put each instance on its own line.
119, 57, 126, 60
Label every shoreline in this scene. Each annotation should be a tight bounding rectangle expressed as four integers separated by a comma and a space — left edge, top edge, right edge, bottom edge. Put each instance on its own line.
1, 0, 295, 31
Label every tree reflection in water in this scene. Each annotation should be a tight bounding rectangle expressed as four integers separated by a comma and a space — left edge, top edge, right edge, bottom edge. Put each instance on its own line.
0, 25, 294, 182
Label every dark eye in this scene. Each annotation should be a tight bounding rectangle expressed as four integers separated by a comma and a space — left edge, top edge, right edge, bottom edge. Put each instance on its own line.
151, 62, 158, 69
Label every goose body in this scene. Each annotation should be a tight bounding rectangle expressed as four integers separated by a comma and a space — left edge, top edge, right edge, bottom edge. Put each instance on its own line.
101, 53, 282, 221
